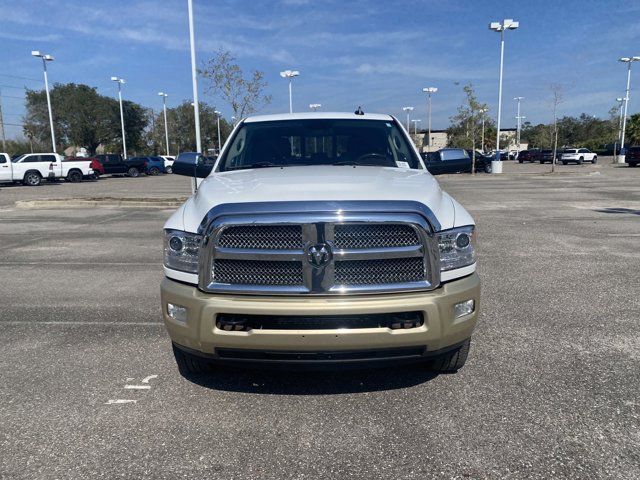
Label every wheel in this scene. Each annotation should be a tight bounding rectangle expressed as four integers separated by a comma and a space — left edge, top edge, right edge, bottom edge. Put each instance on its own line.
592, 156, 597, 164
127, 167, 140, 177
540, 160, 545, 164
429, 338, 471, 373
67, 170, 82, 182
562, 161, 568, 165
577, 157, 584, 165
148, 167, 160, 176
172, 343, 214, 376
23, 171, 42, 186
166, 166, 173, 174
629, 162, 638, 168
518, 159, 523, 164
484, 163, 492, 173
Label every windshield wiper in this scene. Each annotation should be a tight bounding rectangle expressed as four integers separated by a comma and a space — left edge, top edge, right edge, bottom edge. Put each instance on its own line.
228, 162, 281, 171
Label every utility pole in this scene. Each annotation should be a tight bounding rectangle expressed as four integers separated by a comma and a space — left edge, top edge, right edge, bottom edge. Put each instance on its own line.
0, 89, 6, 151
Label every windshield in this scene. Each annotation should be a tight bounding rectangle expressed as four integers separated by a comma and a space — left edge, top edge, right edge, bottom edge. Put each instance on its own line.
217, 119, 421, 172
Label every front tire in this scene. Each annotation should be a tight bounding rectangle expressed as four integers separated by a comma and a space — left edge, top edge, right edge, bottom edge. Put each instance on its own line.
592, 156, 597, 164
166, 166, 173, 174
484, 163, 492, 173
172, 343, 214, 376
148, 167, 160, 176
23, 171, 42, 186
577, 157, 584, 165
127, 167, 140, 177
429, 338, 471, 373
562, 161, 568, 165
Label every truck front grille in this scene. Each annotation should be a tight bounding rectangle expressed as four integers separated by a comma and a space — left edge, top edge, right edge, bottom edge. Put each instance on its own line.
214, 259, 303, 286
335, 258, 425, 286
334, 224, 419, 249
201, 208, 438, 295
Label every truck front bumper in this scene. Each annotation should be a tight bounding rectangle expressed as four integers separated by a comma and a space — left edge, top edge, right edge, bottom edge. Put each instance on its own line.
161, 273, 480, 365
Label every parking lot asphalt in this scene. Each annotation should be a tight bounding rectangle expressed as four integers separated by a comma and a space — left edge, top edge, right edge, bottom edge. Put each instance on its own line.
1, 159, 639, 479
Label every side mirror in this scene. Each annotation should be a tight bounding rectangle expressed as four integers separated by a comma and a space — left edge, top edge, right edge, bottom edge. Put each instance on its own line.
172, 152, 214, 178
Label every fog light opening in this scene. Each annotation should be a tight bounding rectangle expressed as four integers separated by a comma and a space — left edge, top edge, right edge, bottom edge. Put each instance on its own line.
167, 303, 187, 323
454, 299, 475, 319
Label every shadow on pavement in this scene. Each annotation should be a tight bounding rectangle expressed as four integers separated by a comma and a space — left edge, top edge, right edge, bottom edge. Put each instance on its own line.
183, 363, 439, 395
594, 207, 640, 216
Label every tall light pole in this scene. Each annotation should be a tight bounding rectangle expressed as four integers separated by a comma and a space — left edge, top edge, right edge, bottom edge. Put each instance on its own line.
402, 106, 414, 132
280, 70, 300, 113
478, 108, 488, 152
489, 18, 519, 174
422, 87, 437, 150
514, 96, 524, 151
618, 56, 640, 164
31, 51, 56, 153
309, 103, 322, 111
214, 110, 222, 154
187, 0, 202, 192
614, 96, 624, 161
411, 119, 421, 135
110, 76, 127, 159
158, 92, 170, 155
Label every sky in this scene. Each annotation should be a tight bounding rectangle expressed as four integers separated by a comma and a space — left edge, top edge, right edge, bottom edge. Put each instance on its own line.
1, 0, 639, 139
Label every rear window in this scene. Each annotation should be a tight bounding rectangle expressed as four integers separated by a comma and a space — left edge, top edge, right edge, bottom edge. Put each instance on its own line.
628, 146, 640, 152
563, 149, 577, 153
440, 149, 468, 161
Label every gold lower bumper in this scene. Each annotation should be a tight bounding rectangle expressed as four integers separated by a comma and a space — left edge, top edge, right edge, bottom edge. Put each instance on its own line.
160, 273, 480, 358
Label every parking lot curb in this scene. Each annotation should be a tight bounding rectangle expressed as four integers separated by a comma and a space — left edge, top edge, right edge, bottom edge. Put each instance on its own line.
15, 197, 189, 209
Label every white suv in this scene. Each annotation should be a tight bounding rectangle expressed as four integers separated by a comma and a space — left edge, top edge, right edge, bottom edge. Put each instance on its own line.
560, 148, 597, 165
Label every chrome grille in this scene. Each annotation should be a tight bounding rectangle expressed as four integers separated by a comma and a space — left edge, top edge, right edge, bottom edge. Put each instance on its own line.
214, 259, 303, 286
218, 225, 303, 250
199, 207, 440, 295
334, 224, 419, 249
335, 258, 425, 285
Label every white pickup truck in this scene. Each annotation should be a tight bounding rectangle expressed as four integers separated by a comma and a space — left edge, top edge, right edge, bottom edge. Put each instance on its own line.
0, 153, 93, 186
161, 112, 480, 376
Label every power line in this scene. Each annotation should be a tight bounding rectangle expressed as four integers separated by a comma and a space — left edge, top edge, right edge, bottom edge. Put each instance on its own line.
0, 84, 27, 90
0, 74, 39, 82
0, 94, 24, 100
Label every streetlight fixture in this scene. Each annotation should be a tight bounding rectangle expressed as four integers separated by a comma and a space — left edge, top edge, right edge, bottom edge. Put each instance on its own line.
110, 76, 127, 159
214, 110, 222, 154
422, 87, 437, 150
31, 51, 56, 153
478, 108, 488, 152
280, 70, 300, 113
309, 103, 322, 111
514, 96, 524, 151
158, 92, 170, 156
402, 106, 414, 132
411, 119, 421, 135
489, 18, 519, 174
618, 56, 640, 164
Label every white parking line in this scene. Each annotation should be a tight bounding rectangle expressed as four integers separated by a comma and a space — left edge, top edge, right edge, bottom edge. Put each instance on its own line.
142, 375, 158, 383
105, 399, 138, 405
124, 385, 151, 390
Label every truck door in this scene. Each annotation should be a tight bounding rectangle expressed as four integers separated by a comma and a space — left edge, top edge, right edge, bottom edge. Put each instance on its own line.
0, 154, 12, 182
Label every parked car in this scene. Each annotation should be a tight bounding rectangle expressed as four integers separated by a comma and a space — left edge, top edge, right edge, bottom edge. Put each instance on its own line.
65, 156, 104, 179
162, 112, 479, 375
625, 146, 640, 167
539, 149, 556, 164
464, 149, 492, 173
126, 156, 166, 175
0, 153, 93, 186
95, 154, 148, 177
160, 156, 175, 173
518, 148, 541, 163
424, 148, 472, 174
560, 148, 597, 165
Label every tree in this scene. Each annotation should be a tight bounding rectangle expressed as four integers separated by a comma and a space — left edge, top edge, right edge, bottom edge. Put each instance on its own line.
23, 83, 148, 154
627, 113, 640, 146
447, 83, 493, 159
199, 49, 272, 120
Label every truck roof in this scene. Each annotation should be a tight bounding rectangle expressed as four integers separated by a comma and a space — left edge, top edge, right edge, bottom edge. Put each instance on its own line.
243, 112, 394, 123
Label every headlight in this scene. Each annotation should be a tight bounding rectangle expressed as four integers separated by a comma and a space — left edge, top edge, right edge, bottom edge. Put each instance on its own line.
437, 226, 476, 271
163, 229, 202, 273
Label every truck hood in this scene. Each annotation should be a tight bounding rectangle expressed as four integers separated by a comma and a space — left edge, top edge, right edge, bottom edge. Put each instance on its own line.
175, 166, 460, 232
